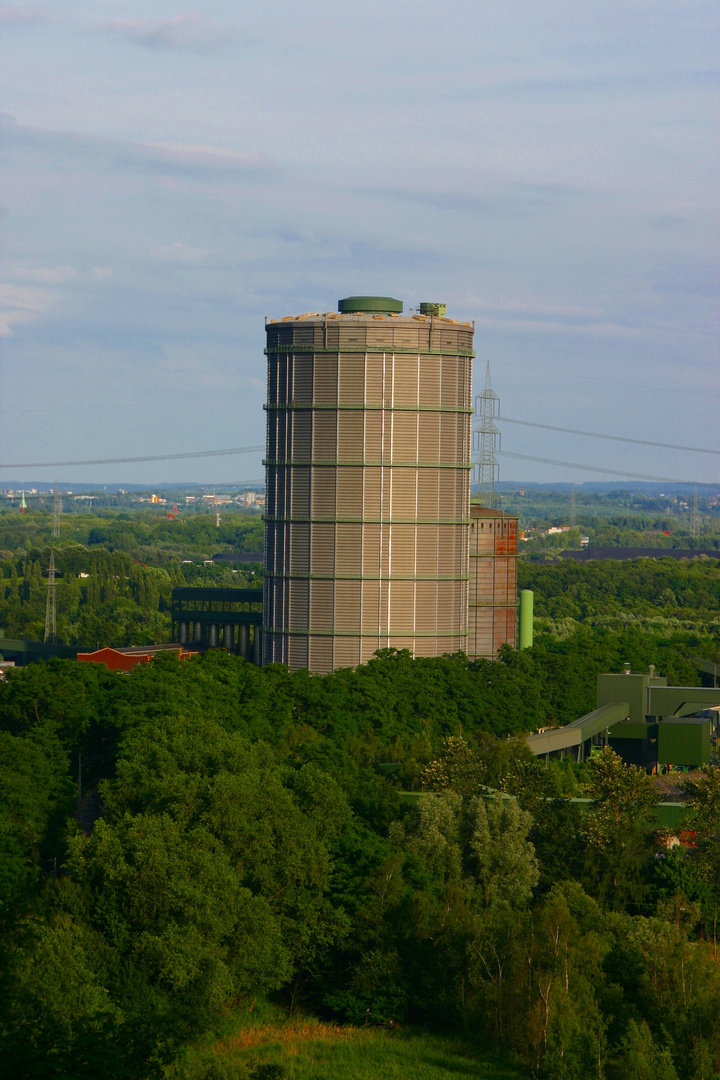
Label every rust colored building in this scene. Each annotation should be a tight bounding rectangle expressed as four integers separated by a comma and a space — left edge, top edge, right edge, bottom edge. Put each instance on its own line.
77, 645, 196, 672
467, 505, 519, 659
263, 297, 474, 673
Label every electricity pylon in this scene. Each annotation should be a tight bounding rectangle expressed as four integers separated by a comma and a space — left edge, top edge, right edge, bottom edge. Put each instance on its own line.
690, 485, 700, 539
473, 361, 501, 509
570, 482, 576, 528
44, 550, 57, 645
52, 481, 61, 538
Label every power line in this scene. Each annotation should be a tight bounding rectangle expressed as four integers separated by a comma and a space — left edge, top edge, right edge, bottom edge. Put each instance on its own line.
498, 450, 719, 487
0, 445, 265, 470
2, 392, 253, 416
501, 417, 719, 456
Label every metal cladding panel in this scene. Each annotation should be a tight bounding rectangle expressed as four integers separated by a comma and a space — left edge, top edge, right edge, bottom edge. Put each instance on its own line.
597, 673, 649, 726
658, 717, 711, 766
314, 356, 338, 404
649, 686, 720, 717
309, 635, 332, 672
264, 311, 473, 673
310, 579, 334, 625
336, 468, 363, 517
293, 359, 313, 403
311, 468, 336, 518
313, 412, 337, 459
288, 635, 308, 670
419, 357, 441, 405
338, 356, 365, 402
393, 356, 419, 404
334, 636, 361, 670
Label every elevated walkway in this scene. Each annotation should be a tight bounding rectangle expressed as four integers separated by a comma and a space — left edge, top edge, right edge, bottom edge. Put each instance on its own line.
526, 701, 629, 759
0, 637, 77, 665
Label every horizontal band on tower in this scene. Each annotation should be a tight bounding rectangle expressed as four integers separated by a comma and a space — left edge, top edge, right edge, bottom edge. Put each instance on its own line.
265, 346, 475, 358
469, 601, 519, 608
470, 552, 519, 558
264, 403, 473, 414
264, 572, 470, 582
263, 628, 470, 638
264, 516, 471, 525
263, 459, 473, 469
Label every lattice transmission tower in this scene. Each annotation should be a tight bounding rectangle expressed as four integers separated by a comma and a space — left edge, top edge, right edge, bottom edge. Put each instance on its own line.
52, 481, 61, 538
44, 550, 57, 645
690, 485, 700, 539
473, 361, 501, 509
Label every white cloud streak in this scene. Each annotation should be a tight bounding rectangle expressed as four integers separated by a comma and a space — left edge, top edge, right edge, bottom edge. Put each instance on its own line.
99, 14, 231, 54
2, 118, 276, 180
14, 264, 78, 284
0, 283, 58, 337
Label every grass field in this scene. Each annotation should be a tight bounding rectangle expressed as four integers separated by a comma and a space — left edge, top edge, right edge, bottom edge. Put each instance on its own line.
167, 1012, 524, 1080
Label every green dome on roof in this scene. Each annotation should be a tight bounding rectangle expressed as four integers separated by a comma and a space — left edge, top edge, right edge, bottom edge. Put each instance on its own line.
338, 296, 403, 314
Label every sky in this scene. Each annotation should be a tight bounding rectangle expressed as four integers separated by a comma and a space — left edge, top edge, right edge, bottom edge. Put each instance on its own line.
1, 0, 718, 488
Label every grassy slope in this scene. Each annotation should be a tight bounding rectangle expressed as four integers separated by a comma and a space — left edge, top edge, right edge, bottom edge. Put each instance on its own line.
170, 1015, 523, 1079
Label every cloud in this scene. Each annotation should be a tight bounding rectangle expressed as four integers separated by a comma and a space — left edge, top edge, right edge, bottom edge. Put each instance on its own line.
0, 5, 52, 25
474, 312, 639, 339
357, 182, 583, 221
467, 294, 605, 320
92, 267, 113, 279
0, 282, 57, 336
14, 264, 78, 284
150, 242, 210, 263
99, 14, 230, 54
2, 118, 276, 181
151, 143, 265, 169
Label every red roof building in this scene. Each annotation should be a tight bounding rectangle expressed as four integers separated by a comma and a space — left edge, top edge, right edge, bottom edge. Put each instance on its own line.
77, 645, 196, 672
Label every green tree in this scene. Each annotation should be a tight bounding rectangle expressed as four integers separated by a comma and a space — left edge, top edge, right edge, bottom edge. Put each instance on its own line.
681, 765, 720, 948
621, 1019, 679, 1080
582, 748, 657, 907
422, 736, 485, 798
469, 793, 539, 910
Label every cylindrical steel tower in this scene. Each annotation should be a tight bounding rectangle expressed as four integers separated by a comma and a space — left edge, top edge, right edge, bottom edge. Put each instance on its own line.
263, 297, 474, 673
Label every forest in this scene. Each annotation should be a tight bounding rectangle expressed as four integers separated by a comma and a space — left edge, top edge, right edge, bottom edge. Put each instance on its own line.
0, 502, 719, 1077
1, 503, 719, 649
1, 633, 720, 1077
0, 508, 263, 647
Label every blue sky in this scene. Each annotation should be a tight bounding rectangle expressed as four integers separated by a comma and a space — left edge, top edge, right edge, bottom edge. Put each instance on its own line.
1, 0, 718, 487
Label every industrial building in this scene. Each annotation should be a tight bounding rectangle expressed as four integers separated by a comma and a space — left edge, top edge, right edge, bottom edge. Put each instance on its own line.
77, 645, 197, 672
526, 664, 720, 770
262, 297, 477, 673
172, 587, 262, 663
468, 505, 518, 658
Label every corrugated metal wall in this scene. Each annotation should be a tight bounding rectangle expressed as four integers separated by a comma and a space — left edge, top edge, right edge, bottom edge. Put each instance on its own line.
657, 717, 711, 766
263, 312, 474, 672
467, 507, 518, 658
